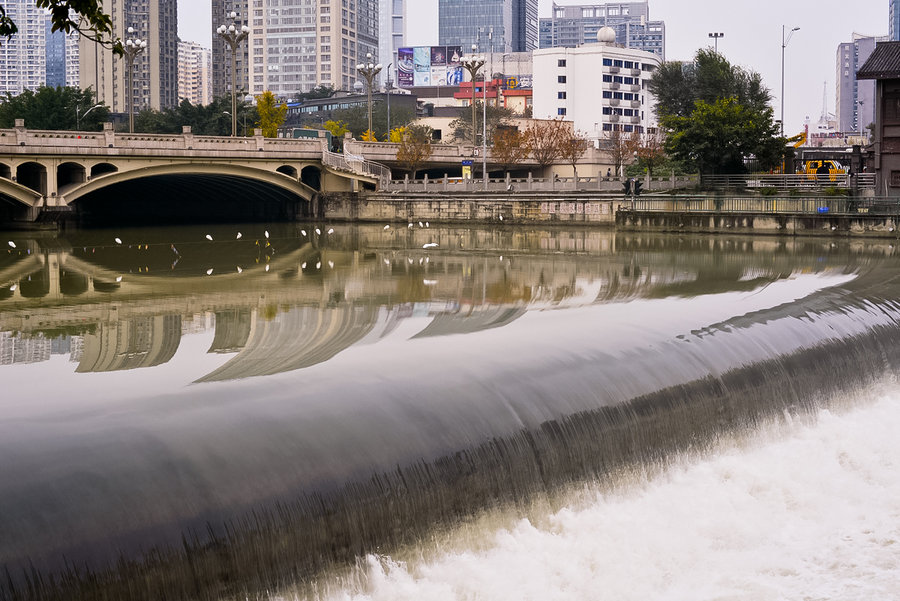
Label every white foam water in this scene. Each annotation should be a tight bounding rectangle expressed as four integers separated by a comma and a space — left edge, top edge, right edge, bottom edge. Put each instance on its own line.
316, 393, 900, 601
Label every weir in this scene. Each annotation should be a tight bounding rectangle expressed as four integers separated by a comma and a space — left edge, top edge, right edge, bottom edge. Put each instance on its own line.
1, 227, 899, 600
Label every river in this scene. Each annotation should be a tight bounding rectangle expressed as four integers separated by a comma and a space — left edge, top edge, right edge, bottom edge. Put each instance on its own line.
1, 223, 898, 600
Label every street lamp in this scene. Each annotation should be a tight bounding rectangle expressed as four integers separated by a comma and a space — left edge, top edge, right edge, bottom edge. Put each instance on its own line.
708, 32, 724, 53
356, 53, 382, 139
858, 99, 866, 140
122, 27, 147, 134
386, 61, 393, 136
216, 12, 250, 137
76, 103, 102, 130
461, 44, 485, 148
781, 25, 800, 137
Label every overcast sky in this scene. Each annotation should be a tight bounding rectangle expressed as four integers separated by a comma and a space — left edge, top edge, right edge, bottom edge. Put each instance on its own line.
178, 0, 887, 134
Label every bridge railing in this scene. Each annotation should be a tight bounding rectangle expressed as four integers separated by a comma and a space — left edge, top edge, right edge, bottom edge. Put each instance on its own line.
383, 174, 699, 193
322, 150, 392, 187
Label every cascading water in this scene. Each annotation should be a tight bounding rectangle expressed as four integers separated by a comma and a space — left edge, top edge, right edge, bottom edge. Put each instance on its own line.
0, 225, 898, 600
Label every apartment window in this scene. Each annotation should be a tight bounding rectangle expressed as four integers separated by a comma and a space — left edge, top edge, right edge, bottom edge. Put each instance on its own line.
558, 91, 566, 99
558, 107, 566, 116
558, 59, 566, 67
558, 75, 566, 83
603, 58, 612, 66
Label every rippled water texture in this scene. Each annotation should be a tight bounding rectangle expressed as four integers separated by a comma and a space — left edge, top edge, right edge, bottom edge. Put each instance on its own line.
1, 225, 899, 600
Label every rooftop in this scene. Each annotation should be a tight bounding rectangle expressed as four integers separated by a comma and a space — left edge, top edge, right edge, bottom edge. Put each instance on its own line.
857, 41, 900, 79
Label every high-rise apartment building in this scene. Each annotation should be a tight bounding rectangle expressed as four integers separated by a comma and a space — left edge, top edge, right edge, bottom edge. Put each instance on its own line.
0, 1, 48, 95
45, 23, 79, 89
836, 34, 886, 135
236, 0, 378, 99
539, 2, 665, 60
80, 0, 179, 112
179, 40, 212, 105
380, 0, 406, 86
439, 0, 539, 54
211, 0, 250, 100
891, 0, 899, 41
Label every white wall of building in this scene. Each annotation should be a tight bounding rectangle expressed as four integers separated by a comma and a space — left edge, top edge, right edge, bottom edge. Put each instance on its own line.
0, 1, 48, 95
532, 40, 659, 145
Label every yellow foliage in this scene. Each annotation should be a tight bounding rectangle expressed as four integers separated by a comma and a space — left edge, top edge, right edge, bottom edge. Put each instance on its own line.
361, 129, 377, 141
254, 90, 287, 138
324, 120, 349, 138
388, 127, 407, 143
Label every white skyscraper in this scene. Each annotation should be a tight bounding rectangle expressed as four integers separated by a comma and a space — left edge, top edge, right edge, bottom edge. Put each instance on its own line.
379, 0, 406, 87
0, 1, 49, 95
179, 40, 213, 105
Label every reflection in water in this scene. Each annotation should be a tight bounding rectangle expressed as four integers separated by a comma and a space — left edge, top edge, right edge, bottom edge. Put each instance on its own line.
1, 225, 899, 601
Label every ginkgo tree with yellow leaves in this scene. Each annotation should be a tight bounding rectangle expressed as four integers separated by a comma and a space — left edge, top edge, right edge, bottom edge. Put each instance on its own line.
254, 91, 287, 138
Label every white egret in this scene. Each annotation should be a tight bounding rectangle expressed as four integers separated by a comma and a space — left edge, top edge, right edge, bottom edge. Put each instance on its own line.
236, 232, 242, 239
422, 243, 438, 249
115, 238, 122, 244
206, 268, 214, 275
206, 234, 213, 241
7, 241, 15, 248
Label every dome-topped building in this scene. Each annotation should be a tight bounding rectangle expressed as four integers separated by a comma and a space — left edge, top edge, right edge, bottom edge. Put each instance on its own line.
596, 26, 617, 45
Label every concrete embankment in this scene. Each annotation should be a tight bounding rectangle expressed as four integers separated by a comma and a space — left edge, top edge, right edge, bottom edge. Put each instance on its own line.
322, 191, 620, 226
616, 211, 900, 238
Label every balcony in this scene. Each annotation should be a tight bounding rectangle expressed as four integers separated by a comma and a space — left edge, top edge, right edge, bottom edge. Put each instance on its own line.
630, 68, 641, 77
609, 82, 620, 90
608, 66, 620, 73
608, 114, 620, 122
629, 84, 641, 92
609, 98, 620, 106
630, 116, 641, 124
631, 100, 641, 108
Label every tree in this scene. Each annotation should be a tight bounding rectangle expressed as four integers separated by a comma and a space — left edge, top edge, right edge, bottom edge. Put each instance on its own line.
525, 119, 569, 172
132, 95, 252, 135
292, 85, 334, 102
1, 1, 123, 56
558, 133, 591, 182
360, 129, 377, 141
662, 97, 782, 174
449, 102, 515, 145
599, 129, 631, 177
0, 86, 108, 130
388, 126, 406, 143
627, 131, 666, 177
395, 124, 433, 178
327, 103, 415, 140
492, 127, 532, 176
255, 91, 287, 138
650, 49, 772, 119
651, 48, 785, 174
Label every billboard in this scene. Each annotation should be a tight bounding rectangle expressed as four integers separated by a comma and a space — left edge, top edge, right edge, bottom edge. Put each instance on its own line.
397, 46, 464, 87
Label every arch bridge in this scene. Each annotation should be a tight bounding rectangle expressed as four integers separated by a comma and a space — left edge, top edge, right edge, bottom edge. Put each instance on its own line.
0, 121, 387, 224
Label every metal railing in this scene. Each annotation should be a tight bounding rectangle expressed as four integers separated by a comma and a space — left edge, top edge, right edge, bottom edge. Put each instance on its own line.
700, 173, 876, 190
622, 196, 900, 216
322, 149, 392, 187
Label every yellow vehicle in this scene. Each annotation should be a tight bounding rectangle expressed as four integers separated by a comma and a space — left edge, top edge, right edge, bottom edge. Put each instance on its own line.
802, 159, 846, 182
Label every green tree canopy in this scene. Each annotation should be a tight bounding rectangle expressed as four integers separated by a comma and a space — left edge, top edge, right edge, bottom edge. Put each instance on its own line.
651, 49, 784, 174
650, 49, 772, 119
662, 97, 781, 174
0, 86, 109, 130
133, 96, 257, 135
1, 1, 123, 55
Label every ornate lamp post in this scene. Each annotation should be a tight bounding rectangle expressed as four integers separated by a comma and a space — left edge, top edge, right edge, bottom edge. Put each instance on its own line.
461, 45, 485, 148
386, 61, 393, 136
216, 12, 250, 137
122, 27, 147, 133
356, 53, 382, 138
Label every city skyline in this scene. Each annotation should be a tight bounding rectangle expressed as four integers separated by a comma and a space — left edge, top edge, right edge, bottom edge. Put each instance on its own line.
178, 0, 886, 135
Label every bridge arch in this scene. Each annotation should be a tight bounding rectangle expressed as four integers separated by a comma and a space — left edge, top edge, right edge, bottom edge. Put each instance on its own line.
0, 163, 10, 179
301, 165, 321, 191
62, 162, 318, 225
58, 162, 87, 188
90, 163, 118, 179
277, 165, 298, 179
16, 161, 47, 196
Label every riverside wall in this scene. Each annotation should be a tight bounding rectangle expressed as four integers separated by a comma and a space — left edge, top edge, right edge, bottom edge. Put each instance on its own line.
321, 192, 620, 226
616, 211, 900, 238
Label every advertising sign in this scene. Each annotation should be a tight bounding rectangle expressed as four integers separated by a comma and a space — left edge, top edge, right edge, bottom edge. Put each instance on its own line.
430, 47, 447, 86
397, 47, 414, 87
413, 47, 431, 86
396, 46, 465, 88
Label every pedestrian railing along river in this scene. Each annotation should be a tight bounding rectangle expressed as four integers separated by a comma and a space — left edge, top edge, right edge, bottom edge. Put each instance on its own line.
700, 173, 876, 190
623, 196, 900, 216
